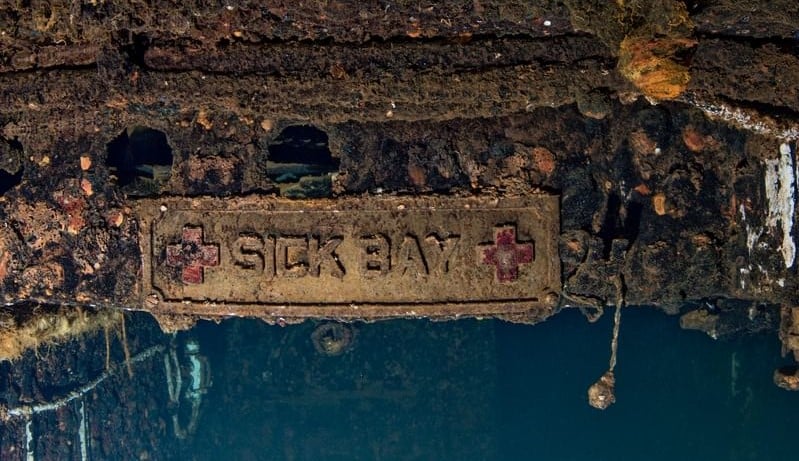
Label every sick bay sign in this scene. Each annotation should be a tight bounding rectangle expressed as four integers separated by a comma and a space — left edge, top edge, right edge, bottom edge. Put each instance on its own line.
136, 196, 560, 319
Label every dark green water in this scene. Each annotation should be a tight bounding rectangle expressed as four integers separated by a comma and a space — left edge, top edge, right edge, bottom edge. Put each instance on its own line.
185, 308, 795, 461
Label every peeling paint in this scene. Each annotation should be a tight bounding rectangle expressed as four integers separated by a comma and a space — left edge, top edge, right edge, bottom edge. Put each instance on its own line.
764, 143, 796, 268
25, 418, 33, 461
739, 267, 750, 290
745, 223, 763, 258
78, 399, 88, 461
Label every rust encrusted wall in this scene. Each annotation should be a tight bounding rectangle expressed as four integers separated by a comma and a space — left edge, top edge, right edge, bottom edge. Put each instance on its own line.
0, 0, 798, 323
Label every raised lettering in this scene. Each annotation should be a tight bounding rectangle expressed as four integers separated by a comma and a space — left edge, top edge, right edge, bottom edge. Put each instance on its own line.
425, 234, 460, 274
232, 233, 265, 272
144, 195, 559, 308
263, 235, 276, 278
276, 237, 308, 278
308, 236, 345, 278
359, 234, 390, 277
397, 234, 428, 276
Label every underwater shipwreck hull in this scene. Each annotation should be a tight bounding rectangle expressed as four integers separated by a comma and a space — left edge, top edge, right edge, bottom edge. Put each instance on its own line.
4, 2, 799, 459
0, 0, 798, 337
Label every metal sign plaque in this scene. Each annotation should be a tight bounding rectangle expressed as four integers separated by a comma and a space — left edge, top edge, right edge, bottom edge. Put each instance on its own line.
136, 196, 560, 319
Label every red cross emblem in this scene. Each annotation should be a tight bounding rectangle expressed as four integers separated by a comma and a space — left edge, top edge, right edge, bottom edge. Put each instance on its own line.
165, 226, 219, 284
480, 226, 534, 282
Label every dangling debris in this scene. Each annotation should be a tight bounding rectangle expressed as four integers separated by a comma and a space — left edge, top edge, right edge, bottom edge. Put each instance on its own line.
588, 370, 616, 410
164, 337, 210, 439
588, 276, 624, 410
0, 344, 164, 420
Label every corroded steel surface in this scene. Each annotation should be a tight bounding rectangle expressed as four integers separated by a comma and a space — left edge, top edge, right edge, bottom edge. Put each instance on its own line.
0, 0, 798, 328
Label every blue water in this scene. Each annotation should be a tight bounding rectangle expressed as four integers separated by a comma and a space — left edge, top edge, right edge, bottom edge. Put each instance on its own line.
495, 309, 794, 461
186, 308, 796, 461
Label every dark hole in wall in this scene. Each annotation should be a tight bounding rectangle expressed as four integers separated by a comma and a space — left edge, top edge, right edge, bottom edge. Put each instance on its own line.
623, 201, 643, 244
598, 193, 622, 259
0, 168, 23, 197
597, 193, 642, 259
6, 138, 23, 151
120, 31, 149, 69
106, 127, 173, 189
267, 125, 339, 198
0, 138, 23, 196
268, 125, 338, 167
682, 0, 711, 15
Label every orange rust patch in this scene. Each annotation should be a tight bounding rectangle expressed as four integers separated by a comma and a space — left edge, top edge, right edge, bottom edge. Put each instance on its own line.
691, 233, 712, 246
454, 32, 473, 44
53, 182, 87, 235
406, 26, 422, 38
67, 214, 87, 235
330, 63, 347, 79
531, 147, 556, 175
81, 178, 94, 196
408, 163, 427, 187
80, 156, 92, 171
653, 193, 667, 216
566, 239, 582, 253
629, 130, 658, 157
682, 126, 713, 153
196, 109, 214, 130
0, 250, 9, 281
105, 97, 129, 109
634, 183, 651, 195
107, 209, 125, 227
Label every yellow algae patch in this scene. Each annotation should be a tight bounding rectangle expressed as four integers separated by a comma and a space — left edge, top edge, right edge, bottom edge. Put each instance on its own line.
618, 36, 696, 100
0, 307, 122, 362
